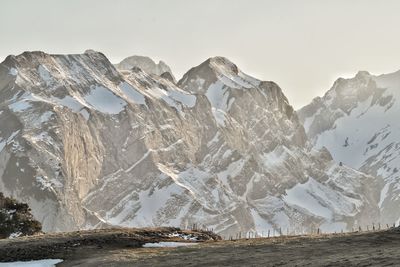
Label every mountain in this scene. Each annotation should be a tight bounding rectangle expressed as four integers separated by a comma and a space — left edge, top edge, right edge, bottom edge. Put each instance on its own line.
0, 51, 380, 235
114, 55, 175, 81
298, 69, 400, 226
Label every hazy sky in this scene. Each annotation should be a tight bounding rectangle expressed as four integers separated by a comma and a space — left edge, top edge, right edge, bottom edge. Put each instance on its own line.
1, 0, 400, 108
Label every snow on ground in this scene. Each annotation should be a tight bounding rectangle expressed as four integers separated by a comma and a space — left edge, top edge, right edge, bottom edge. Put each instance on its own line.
38, 65, 53, 86
52, 95, 85, 112
8, 232, 22, 238
167, 90, 196, 108
8, 99, 33, 112
283, 176, 361, 232
0, 139, 5, 152
0, 130, 20, 152
0, 259, 63, 267
205, 81, 232, 126
379, 182, 391, 208
84, 85, 127, 114
250, 208, 273, 234
130, 183, 183, 226
119, 82, 147, 106
310, 71, 400, 171
283, 178, 335, 219
146, 86, 195, 112
167, 232, 198, 241
142, 242, 198, 248
8, 68, 18, 76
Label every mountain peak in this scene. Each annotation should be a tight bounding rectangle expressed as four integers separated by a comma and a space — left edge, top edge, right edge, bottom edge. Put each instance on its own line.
2, 50, 109, 68
178, 56, 238, 85
206, 56, 239, 76
115, 55, 174, 79
355, 70, 371, 79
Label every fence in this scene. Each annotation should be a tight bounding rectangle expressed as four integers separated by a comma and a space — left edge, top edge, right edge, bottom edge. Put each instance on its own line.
187, 222, 399, 241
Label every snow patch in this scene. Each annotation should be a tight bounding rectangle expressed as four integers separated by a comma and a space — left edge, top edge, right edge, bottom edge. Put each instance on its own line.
119, 82, 147, 106
142, 242, 198, 248
284, 178, 333, 219
38, 65, 52, 85
53, 95, 85, 112
84, 85, 127, 114
168, 90, 196, 108
167, 232, 198, 241
0, 259, 63, 267
379, 182, 390, 208
8, 68, 18, 76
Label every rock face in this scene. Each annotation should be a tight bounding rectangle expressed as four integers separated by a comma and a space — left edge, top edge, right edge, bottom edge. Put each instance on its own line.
298, 70, 400, 226
0, 51, 380, 235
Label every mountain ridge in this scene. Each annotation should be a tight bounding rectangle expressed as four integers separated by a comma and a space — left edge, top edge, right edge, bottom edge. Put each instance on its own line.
0, 50, 383, 235
298, 68, 400, 226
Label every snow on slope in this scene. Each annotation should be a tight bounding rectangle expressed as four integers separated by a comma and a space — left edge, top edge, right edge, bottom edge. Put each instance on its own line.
0, 51, 381, 236
298, 69, 400, 225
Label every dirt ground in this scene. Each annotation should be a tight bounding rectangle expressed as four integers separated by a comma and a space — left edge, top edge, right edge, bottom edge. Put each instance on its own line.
1, 227, 400, 266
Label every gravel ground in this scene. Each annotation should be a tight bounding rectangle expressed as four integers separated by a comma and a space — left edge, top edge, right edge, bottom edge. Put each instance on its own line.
1, 227, 399, 266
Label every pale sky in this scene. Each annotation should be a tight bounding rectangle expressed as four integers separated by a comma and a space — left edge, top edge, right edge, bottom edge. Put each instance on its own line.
1, 0, 400, 108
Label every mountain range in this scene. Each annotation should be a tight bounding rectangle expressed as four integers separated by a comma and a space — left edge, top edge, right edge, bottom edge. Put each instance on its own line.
299, 69, 400, 227
0, 50, 396, 236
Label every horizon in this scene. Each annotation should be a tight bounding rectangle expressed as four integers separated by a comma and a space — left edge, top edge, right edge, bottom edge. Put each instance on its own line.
2, 0, 400, 108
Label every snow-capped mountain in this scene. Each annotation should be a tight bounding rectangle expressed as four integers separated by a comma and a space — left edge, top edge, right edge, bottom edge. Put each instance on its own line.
0, 51, 380, 235
114, 55, 175, 81
298, 69, 400, 226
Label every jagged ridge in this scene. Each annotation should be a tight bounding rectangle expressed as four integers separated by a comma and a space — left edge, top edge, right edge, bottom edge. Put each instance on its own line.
0, 51, 381, 236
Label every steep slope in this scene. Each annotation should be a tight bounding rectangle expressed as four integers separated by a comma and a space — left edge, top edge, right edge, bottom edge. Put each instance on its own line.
0, 51, 379, 236
298, 70, 400, 225
114, 55, 175, 81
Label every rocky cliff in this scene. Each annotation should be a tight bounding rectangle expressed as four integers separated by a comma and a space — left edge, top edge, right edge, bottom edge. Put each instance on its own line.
0, 51, 380, 235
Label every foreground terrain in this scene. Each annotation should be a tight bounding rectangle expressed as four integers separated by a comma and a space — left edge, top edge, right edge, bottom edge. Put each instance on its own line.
0, 227, 399, 266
